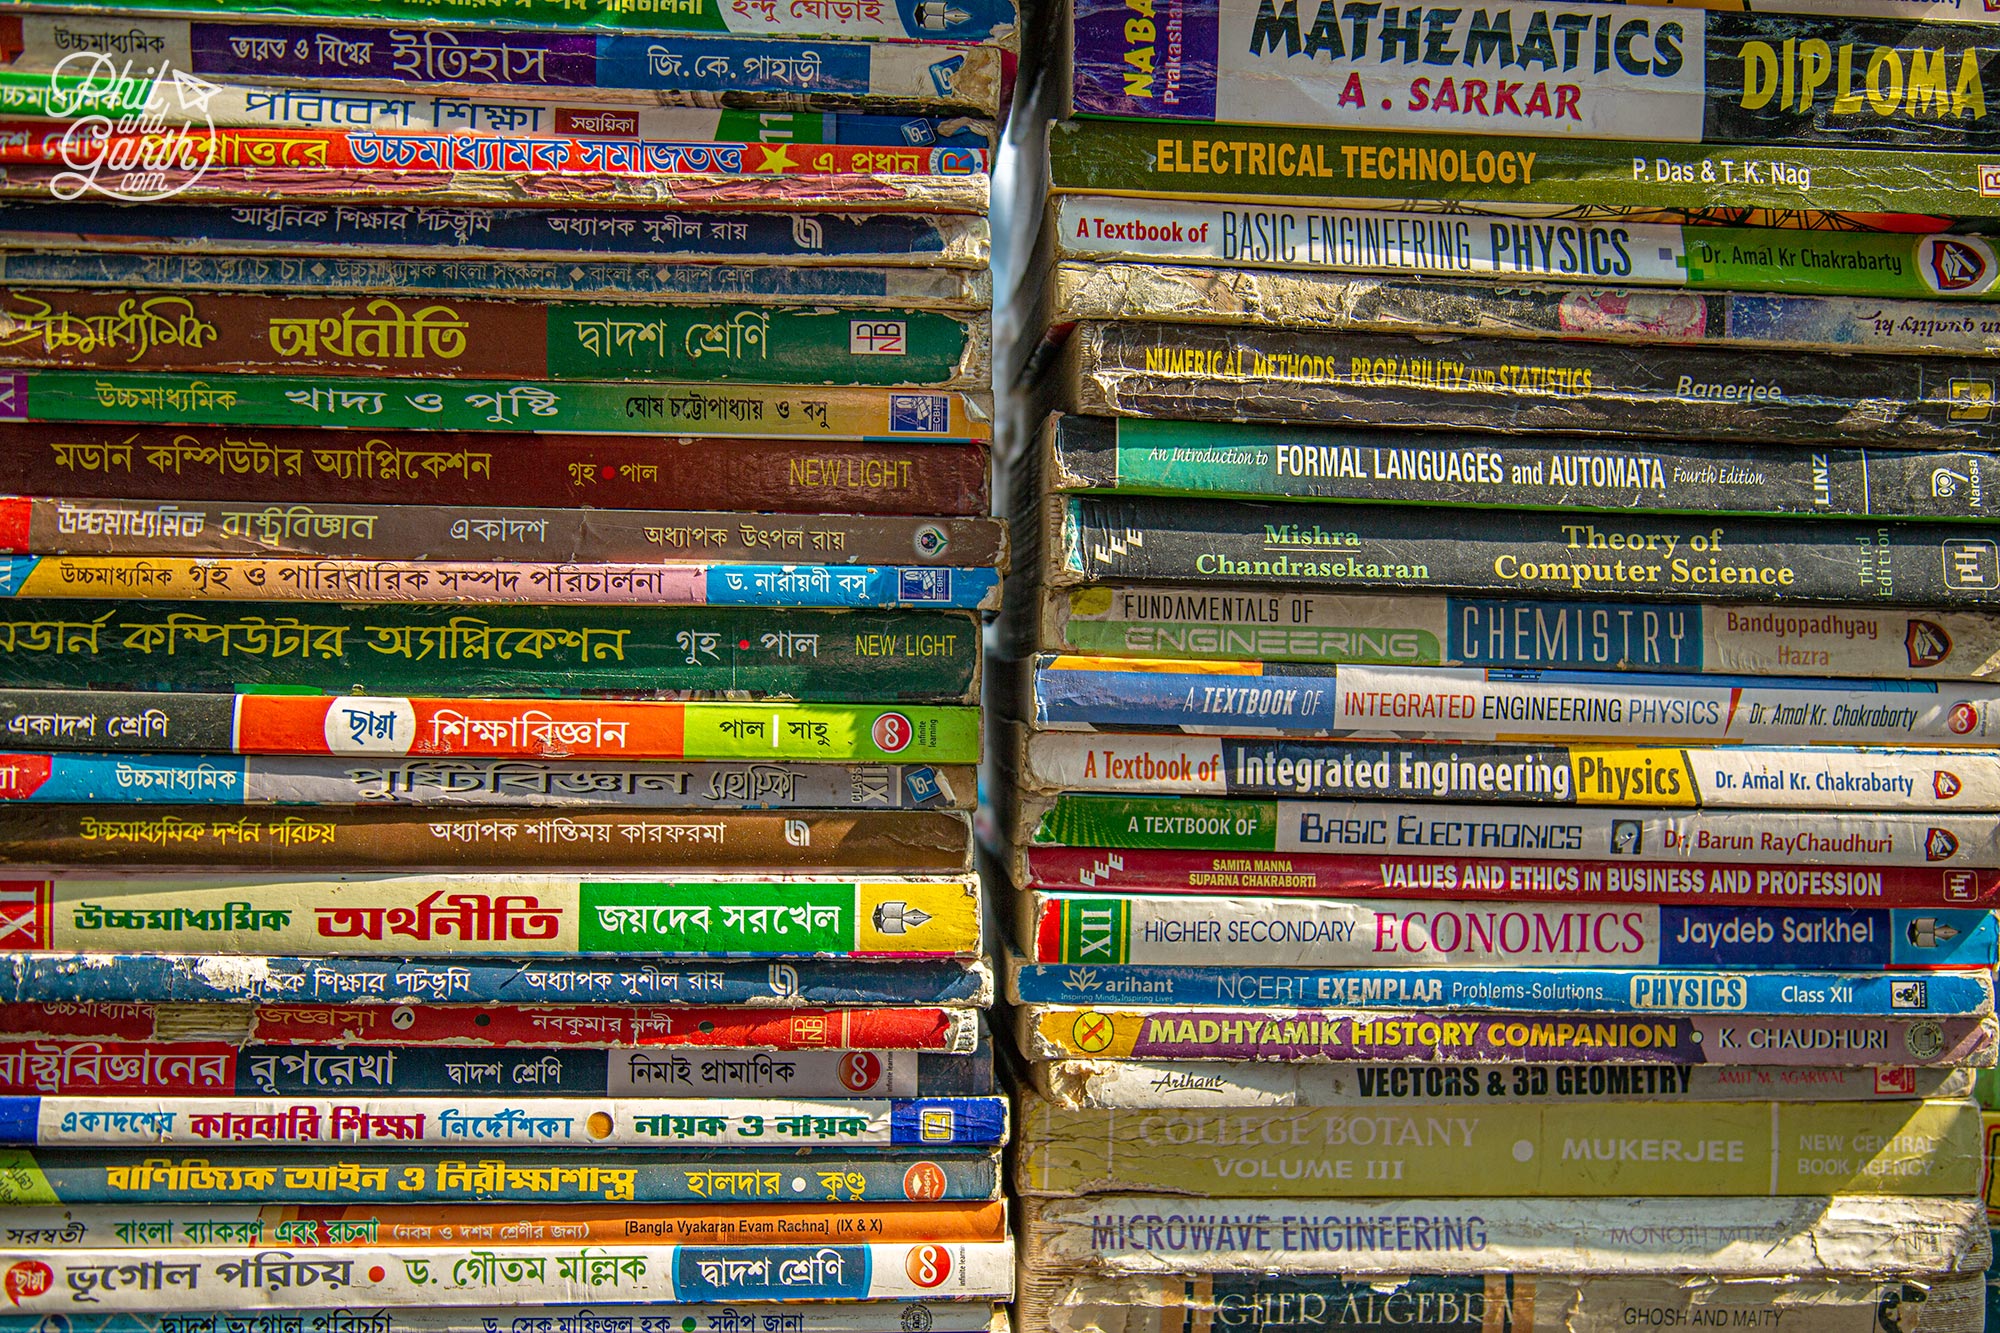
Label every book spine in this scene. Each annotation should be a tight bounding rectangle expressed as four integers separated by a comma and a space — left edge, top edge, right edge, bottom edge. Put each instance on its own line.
1020, 1192, 1989, 1275
1047, 118, 2000, 218
0, 88, 992, 148
0, 753, 973, 811
1026, 890, 1994, 968
11, 875, 985, 959
0, 162, 993, 210
1069, 2, 2000, 152
0, 291, 985, 387
0, 1200, 1008, 1247
1030, 657, 2000, 743
0, 1002, 978, 1052
0, 501, 1008, 569
1028, 792, 2000, 876
0, 1240, 1016, 1307
1013, 1098, 1981, 1197
4, 373, 993, 442
0, 1149, 1004, 1205
1032, 728, 2000, 808
9, 6, 1020, 50
0, 1045, 991, 1097
0, 165, 992, 213
1049, 413, 2000, 520
1030, 1060, 1971, 1108
1048, 259, 2000, 358
0, 202, 992, 266
18, 128, 990, 189
1065, 321, 2000, 447
1018, 1006, 1993, 1067
1008, 962, 1994, 1015
0, 692, 983, 761
1022, 732, 2000, 810
1044, 587, 2000, 679
0, 1310, 999, 1333
0, 251, 993, 309
1052, 197, 2000, 300
1056, 493, 2000, 607
0, 1094, 1009, 1146
0, 954, 993, 1008
0, 558, 1002, 612
0, 807, 973, 874
0, 17, 1008, 101
0, 429, 992, 515
0, 602, 980, 700
1024, 1273, 1982, 1333
1017, 846, 2000, 909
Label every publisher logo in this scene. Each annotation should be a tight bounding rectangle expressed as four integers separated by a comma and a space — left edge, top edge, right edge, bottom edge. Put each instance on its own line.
1891, 979, 1930, 1010
1904, 1019, 1945, 1060
1919, 235, 1996, 295
902, 1162, 948, 1201
1071, 1010, 1118, 1053
904, 1244, 952, 1289
1948, 702, 1980, 735
889, 393, 949, 433
1942, 870, 1980, 903
1943, 539, 1999, 591
1934, 771, 1963, 800
1608, 820, 1643, 856
872, 712, 914, 753
838, 1051, 883, 1091
1906, 619, 1952, 669
850, 320, 907, 355
1981, 164, 2000, 197
3, 1262, 50, 1305
1875, 1066, 1918, 1094
1948, 378, 1995, 420
0, 883, 46, 948
1925, 828, 1961, 861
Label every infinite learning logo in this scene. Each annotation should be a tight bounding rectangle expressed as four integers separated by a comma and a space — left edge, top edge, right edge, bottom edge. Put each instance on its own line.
45, 52, 221, 203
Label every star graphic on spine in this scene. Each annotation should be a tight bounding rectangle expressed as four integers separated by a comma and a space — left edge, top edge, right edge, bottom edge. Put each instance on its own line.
755, 144, 796, 173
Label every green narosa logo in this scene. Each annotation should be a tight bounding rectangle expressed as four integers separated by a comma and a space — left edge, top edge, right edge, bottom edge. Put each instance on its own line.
1062, 897, 1131, 964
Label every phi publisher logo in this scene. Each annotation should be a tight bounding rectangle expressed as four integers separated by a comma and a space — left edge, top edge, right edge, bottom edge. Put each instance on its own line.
1942, 871, 1981, 903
